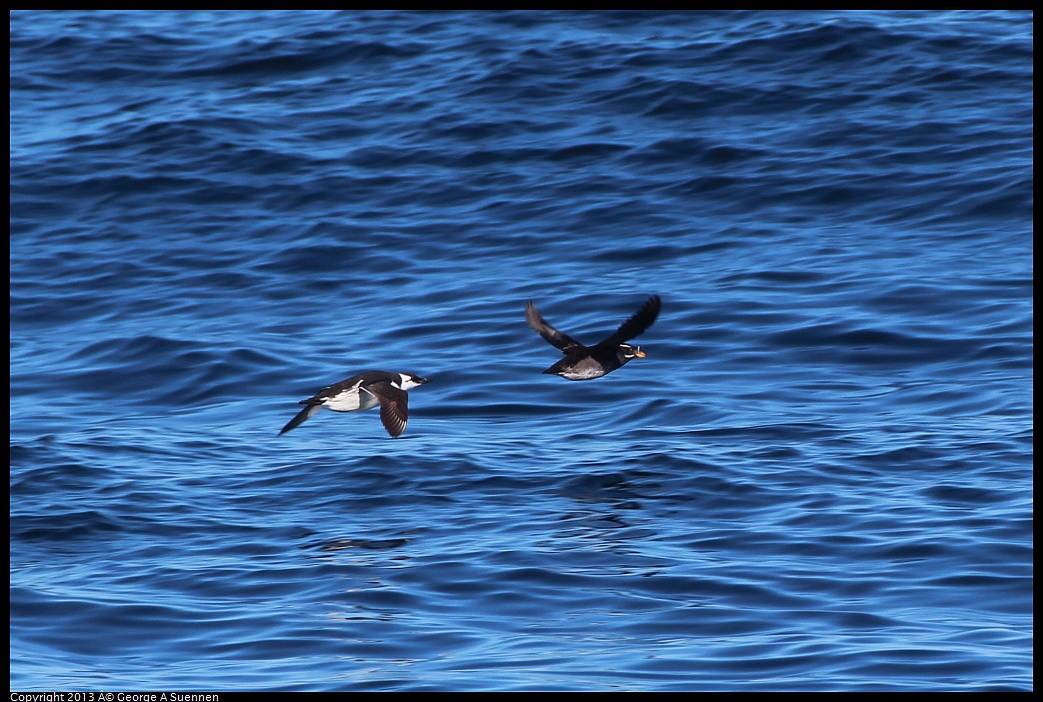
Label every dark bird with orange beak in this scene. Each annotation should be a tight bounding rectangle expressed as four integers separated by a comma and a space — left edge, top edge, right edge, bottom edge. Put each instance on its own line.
525, 295, 661, 380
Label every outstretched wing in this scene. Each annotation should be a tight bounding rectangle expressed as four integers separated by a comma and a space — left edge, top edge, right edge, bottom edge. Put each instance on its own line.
366, 382, 409, 438
599, 294, 661, 348
526, 300, 583, 354
279, 401, 323, 435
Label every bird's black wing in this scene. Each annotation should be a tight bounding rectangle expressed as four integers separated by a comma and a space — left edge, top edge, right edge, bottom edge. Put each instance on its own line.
526, 300, 584, 354
279, 401, 323, 435
598, 294, 661, 348
366, 381, 409, 438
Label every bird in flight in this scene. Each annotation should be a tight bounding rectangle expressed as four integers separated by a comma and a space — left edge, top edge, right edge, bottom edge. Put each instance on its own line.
525, 295, 661, 380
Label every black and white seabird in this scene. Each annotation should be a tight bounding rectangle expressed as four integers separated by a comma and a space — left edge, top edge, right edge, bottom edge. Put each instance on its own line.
279, 371, 431, 438
526, 295, 661, 380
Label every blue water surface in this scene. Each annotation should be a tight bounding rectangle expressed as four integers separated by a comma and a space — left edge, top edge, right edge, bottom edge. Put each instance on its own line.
10, 10, 1033, 691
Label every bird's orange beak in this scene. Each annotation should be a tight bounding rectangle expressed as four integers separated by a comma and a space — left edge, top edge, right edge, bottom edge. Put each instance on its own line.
634, 347, 646, 358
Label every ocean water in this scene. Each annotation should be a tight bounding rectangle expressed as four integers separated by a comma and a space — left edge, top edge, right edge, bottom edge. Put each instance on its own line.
9, 10, 1032, 691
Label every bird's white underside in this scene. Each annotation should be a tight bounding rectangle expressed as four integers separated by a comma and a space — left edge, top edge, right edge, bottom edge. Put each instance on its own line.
323, 383, 380, 412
